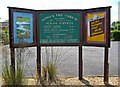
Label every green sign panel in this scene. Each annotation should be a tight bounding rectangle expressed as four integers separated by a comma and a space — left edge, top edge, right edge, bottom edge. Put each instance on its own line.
39, 13, 80, 43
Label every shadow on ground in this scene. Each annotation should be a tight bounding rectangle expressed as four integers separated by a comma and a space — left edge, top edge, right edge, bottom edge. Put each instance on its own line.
81, 79, 93, 87
81, 78, 115, 87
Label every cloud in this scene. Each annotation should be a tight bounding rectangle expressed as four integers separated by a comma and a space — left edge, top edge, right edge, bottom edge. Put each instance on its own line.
0, 0, 116, 22
111, 5, 118, 21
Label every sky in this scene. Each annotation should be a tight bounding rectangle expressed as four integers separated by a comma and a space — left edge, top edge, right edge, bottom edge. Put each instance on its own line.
0, 0, 119, 23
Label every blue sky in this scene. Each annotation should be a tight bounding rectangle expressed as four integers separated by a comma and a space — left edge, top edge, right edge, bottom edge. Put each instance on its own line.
0, 0, 119, 23
109, 0, 119, 22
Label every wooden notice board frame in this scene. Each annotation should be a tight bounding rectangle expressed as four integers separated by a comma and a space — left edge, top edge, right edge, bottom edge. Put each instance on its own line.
8, 7, 37, 48
82, 6, 111, 47
8, 6, 111, 85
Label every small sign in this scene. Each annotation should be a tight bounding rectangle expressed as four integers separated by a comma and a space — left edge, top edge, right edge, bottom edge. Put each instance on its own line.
39, 13, 80, 44
89, 18, 104, 37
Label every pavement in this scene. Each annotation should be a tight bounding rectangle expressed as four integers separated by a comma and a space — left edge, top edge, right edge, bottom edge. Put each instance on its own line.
0, 41, 119, 77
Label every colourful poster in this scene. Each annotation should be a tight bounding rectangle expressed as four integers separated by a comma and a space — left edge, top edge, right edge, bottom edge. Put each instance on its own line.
86, 11, 106, 43
13, 12, 33, 43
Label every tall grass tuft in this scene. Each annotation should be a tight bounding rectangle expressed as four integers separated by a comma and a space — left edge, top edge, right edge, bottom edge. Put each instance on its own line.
2, 45, 14, 85
39, 47, 75, 86
2, 45, 27, 85
15, 48, 26, 85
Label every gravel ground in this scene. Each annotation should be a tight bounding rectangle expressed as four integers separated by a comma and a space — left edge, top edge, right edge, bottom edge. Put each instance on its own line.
59, 76, 119, 86
0, 78, 2, 87
0, 76, 119, 86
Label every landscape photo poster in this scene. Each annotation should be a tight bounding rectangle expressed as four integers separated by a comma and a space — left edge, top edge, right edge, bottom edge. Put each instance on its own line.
13, 12, 33, 44
86, 11, 106, 43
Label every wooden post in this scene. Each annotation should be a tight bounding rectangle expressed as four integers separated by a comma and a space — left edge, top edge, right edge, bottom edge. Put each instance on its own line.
79, 45, 83, 80
37, 46, 41, 79
10, 48, 15, 84
104, 47, 109, 85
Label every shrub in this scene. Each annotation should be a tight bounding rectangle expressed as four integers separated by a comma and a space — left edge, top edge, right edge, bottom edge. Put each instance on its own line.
112, 32, 120, 41
1, 29, 9, 45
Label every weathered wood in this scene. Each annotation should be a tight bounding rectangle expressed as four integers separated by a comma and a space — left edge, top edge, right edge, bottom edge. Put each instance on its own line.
104, 47, 109, 85
10, 48, 15, 84
79, 45, 83, 80
37, 46, 41, 79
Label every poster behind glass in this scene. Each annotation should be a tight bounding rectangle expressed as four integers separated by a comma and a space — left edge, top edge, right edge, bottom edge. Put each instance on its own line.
86, 11, 106, 43
13, 12, 33, 44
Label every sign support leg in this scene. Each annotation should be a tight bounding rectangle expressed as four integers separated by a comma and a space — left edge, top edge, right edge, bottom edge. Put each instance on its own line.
79, 45, 83, 80
104, 47, 109, 85
10, 48, 15, 84
37, 46, 41, 80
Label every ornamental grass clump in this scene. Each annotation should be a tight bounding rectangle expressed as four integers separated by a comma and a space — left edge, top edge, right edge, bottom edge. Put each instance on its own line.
2, 45, 27, 85
2, 45, 14, 85
39, 47, 75, 86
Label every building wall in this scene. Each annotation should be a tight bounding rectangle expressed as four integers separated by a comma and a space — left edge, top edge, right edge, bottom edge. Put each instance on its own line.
0, 22, 9, 31
0, 22, 2, 33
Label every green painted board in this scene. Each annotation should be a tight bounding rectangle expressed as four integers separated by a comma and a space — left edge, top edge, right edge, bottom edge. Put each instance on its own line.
39, 13, 80, 43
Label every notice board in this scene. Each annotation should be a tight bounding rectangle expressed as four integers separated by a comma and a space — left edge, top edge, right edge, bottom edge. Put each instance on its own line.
82, 7, 110, 47
8, 6, 111, 48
